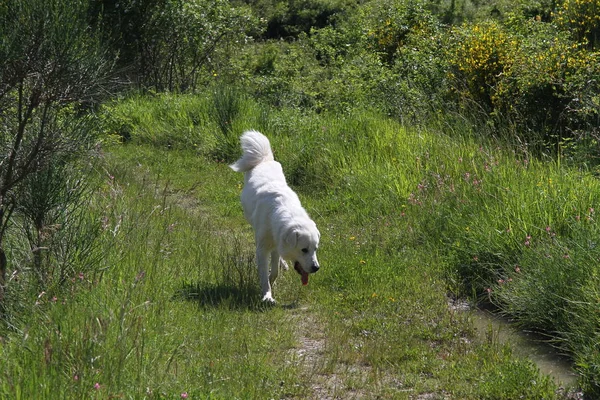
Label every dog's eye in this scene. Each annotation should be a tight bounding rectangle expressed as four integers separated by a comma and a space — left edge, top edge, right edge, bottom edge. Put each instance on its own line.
301, 248, 308, 254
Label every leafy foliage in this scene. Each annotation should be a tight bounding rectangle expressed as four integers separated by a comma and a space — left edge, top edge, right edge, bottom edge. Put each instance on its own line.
554, 0, 600, 49
223, 0, 600, 158
91, 0, 258, 91
245, 0, 348, 39
3, 0, 600, 395
0, 0, 109, 303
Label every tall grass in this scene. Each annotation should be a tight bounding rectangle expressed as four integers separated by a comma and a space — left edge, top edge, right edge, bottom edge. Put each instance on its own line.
101, 93, 218, 152
429, 146, 600, 392
1, 149, 305, 398
98, 91, 600, 394
3, 91, 597, 397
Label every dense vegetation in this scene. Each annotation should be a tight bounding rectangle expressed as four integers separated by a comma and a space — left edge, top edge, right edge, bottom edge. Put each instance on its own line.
1, 0, 600, 398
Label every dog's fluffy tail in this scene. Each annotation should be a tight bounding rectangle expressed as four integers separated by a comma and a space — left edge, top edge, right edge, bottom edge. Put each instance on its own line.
230, 130, 274, 172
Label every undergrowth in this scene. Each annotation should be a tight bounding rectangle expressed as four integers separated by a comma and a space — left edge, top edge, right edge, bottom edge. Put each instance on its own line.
1, 91, 595, 397
98, 92, 599, 395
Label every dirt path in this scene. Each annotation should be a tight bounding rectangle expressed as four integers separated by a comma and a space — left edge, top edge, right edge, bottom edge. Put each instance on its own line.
290, 306, 373, 399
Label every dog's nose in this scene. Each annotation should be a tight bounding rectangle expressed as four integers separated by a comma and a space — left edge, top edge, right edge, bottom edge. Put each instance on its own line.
311, 265, 320, 273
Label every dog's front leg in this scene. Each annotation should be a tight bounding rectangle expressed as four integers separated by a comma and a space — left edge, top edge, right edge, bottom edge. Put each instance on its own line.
257, 248, 275, 303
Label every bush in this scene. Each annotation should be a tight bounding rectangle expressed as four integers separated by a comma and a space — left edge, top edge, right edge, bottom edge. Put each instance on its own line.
553, 0, 600, 49
92, 0, 258, 91
0, 0, 110, 305
444, 15, 600, 151
497, 17, 599, 146
358, 0, 436, 65
447, 21, 514, 113
250, 0, 348, 39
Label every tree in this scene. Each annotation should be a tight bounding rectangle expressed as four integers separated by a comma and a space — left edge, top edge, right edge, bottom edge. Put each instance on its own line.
90, 0, 258, 91
0, 0, 110, 302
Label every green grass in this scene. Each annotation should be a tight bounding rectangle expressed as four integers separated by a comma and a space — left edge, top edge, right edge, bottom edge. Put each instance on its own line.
2, 92, 598, 398
1, 148, 306, 399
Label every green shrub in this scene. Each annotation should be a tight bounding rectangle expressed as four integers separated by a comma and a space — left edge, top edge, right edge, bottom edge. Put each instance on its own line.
554, 0, 600, 49
388, 16, 448, 121
92, 0, 258, 91
251, 0, 348, 39
445, 15, 600, 151
231, 0, 445, 117
15, 155, 101, 287
358, 0, 436, 65
447, 21, 514, 113
0, 0, 110, 305
231, 40, 328, 110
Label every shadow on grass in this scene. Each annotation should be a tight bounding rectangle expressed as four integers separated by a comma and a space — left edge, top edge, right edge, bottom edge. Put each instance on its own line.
173, 281, 270, 311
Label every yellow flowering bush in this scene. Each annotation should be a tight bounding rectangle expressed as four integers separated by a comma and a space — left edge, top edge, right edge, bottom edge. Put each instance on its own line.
447, 21, 515, 110
446, 16, 599, 144
554, 0, 600, 48
493, 22, 574, 128
497, 18, 599, 142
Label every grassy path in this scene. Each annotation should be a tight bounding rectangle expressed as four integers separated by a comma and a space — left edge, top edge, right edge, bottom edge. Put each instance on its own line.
0, 139, 582, 398
102, 144, 573, 399
110, 145, 359, 398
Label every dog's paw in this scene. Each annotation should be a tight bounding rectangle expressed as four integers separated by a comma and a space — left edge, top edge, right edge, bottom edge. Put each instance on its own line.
262, 294, 276, 304
279, 259, 289, 271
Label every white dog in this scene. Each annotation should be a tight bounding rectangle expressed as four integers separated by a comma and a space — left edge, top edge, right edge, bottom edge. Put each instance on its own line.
230, 130, 321, 303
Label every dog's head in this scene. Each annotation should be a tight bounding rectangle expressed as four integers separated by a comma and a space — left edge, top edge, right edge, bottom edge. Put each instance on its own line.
280, 221, 320, 285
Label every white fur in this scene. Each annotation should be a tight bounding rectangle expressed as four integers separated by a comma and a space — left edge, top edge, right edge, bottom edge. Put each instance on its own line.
230, 130, 321, 303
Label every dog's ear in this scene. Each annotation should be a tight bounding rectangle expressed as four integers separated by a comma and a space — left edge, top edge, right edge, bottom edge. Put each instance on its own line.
285, 228, 298, 247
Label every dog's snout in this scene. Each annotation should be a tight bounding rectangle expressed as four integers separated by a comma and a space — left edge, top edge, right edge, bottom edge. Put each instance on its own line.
311, 264, 320, 273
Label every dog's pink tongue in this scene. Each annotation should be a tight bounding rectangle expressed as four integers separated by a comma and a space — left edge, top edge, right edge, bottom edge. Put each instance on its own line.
301, 271, 309, 286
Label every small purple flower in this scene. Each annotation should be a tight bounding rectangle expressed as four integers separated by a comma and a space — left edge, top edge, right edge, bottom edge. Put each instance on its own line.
181, 392, 189, 399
